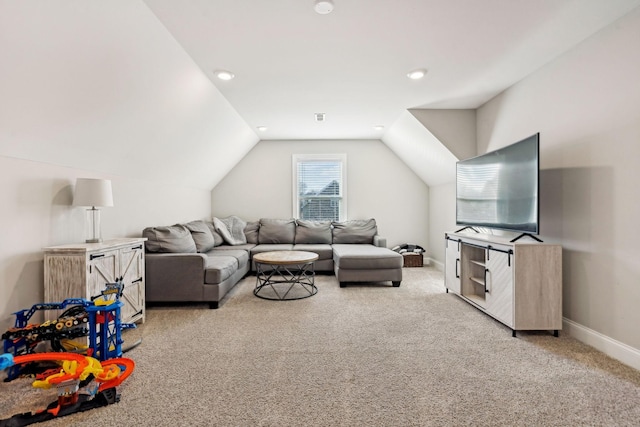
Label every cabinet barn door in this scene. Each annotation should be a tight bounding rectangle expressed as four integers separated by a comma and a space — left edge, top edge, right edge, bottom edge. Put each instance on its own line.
484, 249, 514, 327
445, 238, 461, 294
87, 249, 118, 299
119, 244, 145, 323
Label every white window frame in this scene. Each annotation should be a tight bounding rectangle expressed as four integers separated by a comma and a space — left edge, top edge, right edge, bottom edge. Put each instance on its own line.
292, 154, 347, 221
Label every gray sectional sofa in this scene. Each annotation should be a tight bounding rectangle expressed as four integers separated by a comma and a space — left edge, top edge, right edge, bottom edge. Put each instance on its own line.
143, 217, 402, 309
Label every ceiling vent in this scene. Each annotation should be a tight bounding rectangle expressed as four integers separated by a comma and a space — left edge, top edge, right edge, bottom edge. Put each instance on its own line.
315, 112, 326, 122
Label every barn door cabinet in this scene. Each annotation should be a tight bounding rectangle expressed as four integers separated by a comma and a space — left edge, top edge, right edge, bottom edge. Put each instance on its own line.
444, 231, 561, 336
44, 238, 146, 324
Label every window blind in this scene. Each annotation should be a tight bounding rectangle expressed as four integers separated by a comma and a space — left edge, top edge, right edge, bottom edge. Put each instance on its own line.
295, 157, 345, 221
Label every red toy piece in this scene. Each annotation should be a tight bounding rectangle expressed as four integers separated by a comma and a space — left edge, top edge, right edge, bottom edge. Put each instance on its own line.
1, 352, 135, 426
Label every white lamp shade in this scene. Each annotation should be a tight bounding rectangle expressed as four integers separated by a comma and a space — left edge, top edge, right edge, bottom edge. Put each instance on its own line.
73, 178, 114, 207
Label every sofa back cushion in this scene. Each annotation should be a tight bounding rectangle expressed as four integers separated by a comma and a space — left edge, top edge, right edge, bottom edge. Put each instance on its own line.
205, 222, 225, 247
143, 224, 197, 253
294, 220, 332, 244
183, 220, 216, 253
258, 218, 296, 244
332, 219, 377, 244
244, 221, 260, 244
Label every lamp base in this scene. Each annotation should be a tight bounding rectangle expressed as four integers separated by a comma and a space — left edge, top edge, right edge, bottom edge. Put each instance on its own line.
85, 208, 103, 244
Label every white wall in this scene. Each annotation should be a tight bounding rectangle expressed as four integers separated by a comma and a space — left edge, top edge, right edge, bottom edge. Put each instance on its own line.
409, 109, 477, 161
426, 182, 457, 269
211, 140, 429, 250
0, 156, 211, 330
477, 7, 640, 359
0, 1, 256, 329
405, 109, 476, 268
383, 111, 458, 187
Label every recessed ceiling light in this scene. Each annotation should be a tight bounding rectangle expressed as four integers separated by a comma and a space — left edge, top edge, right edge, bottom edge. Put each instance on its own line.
257, 126, 268, 132
314, 0, 334, 15
214, 70, 235, 81
373, 125, 385, 131
407, 68, 427, 80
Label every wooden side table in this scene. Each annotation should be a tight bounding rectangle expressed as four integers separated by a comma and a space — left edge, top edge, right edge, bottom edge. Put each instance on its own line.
43, 238, 147, 324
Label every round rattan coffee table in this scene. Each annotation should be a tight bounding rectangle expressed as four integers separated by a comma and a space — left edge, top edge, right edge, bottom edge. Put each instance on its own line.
253, 251, 319, 300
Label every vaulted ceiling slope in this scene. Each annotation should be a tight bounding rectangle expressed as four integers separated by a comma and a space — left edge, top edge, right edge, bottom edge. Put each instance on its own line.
0, 1, 258, 191
2, 1, 639, 191
141, 0, 640, 188
144, 0, 640, 141
383, 111, 457, 186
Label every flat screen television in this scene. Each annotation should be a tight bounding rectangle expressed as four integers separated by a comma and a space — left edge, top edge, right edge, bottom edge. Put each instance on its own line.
456, 133, 539, 235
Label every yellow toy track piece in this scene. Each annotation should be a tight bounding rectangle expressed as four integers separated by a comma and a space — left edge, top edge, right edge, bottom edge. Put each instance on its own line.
82, 356, 105, 380
93, 296, 114, 306
60, 338, 88, 352
62, 360, 78, 375
33, 370, 64, 389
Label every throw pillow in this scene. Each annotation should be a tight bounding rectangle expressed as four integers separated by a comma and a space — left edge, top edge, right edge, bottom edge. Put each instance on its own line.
143, 224, 197, 253
258, 218, 296, 244
294, 220, 332, 244
244, 221, 260, 244
331, 219, 377, 244
183, 220, 216, 253
213, 216, 247, 245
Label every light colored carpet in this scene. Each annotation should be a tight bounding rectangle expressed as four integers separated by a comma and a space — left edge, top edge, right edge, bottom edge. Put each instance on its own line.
2, 267, 640, 426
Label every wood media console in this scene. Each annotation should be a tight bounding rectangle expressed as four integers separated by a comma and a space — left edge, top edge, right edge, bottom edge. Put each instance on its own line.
445, 231, 562, 337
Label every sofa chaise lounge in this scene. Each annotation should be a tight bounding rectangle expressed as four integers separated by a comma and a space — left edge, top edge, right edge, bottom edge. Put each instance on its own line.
143, 217, 403, 309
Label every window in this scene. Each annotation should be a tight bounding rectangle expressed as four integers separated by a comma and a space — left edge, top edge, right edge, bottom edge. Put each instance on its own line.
293, 154, 347, 221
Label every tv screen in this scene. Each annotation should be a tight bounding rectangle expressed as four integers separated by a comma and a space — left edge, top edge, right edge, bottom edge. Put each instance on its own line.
456, 133, 539, 234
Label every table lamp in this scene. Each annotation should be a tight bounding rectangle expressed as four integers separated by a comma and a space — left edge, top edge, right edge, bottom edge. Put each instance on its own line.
73, 178, 114, 243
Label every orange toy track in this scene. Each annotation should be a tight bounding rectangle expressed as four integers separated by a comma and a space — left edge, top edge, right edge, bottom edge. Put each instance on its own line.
96, 357, 135, 390
10, 352, 134, 389
13, 353, 90, 386
1, 353, 135, 426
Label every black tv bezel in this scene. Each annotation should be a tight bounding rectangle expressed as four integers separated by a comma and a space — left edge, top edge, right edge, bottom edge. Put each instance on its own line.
455, 133, 540, 235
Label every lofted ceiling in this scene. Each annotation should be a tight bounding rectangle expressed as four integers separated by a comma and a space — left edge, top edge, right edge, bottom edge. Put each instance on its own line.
143, 0, 640, 141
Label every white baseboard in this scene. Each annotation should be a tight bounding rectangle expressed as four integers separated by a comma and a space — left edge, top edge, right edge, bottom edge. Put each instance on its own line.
427, 257, 444, 271
423, 263, 640, 370
563, 317, 640, 371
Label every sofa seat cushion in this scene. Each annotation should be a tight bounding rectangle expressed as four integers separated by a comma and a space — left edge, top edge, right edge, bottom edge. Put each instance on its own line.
251, 244, 294, 256
206, 249, 249, 270
292, 244, 333, 260
332, 244, 403, 270
211, 243, 256, 253
204, 255, 239, 284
